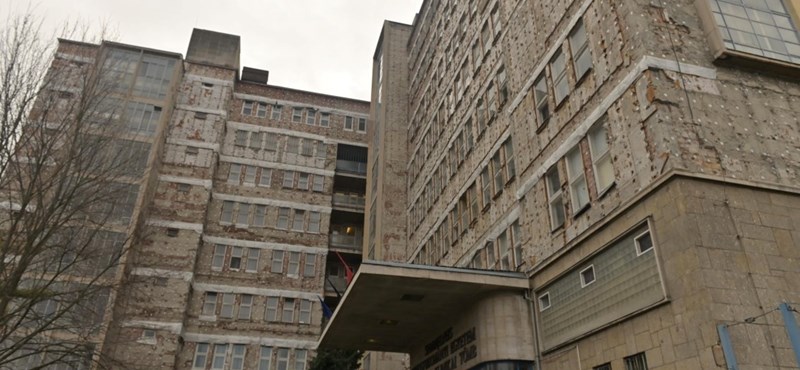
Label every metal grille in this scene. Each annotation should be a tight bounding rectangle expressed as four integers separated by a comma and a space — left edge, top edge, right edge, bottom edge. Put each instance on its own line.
624, 353, 648, 370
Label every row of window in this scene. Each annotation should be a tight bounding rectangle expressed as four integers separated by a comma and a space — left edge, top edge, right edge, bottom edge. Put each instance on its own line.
192, 343, 307, 370
532, 19, 592, 127
411, 137, 514, 241
545, 120, 613, 230
240, 100, 367, 133
220, 201, 322, 233
201, 293, 314, 325
233, 129, 328, 159
211, 245, 317, 277
592, 352, 648, 370
227, 164, 325, 192
537, 230, 653, 311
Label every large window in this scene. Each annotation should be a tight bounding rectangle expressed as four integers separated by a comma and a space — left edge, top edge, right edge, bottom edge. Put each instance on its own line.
565, 146, 590, 212
546, 167, 565, 229
569, 18, 593, 79
709, 0, 800, 63
588, 122, 614, 193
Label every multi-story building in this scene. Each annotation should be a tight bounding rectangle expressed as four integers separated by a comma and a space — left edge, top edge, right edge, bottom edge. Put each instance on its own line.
323, 0, 800, 370
9, 29, 370, 369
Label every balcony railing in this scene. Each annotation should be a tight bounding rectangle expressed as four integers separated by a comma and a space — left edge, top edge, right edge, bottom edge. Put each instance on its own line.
329, 233, 363, 251
332, 193, 366, 209
335, 160, 367, 175
325, 275, 347, 294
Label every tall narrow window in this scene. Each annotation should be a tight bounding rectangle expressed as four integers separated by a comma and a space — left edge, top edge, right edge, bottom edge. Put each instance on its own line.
256, 103, 268, 118
546, 167, 565, 229
259, 168, 272, 187
551, 49, 569, 105
344, 116, 354, 130
283, 171, 295, 188
231, 345, 246, 370
588, 122, 614, 193
235, 130, 248, 146
253, 205, 267, 227
492, 152, 504, 195
235, 203, 250, 225
246, 248, 260, 272
271, 105, 282, 120
303, 254, 317, 276
271, 250, 285, 273
481, 167, 493, 208
299, 300, 312, 324
316, 142, 327, 159
221, 201, 235, 223
265, 297, 279, 321
211, 245, 226, 270
566, 146, 590, 212
202, 292, 217, 316
265, 133, 278, 151
298, 173, 310, 190
301, 140, 314, 157
504, 139, 516, 180
193, 343, 210, 369
358, 118, 367, 132
249, 132, 263, 150
228, 164, 242, 184
320, 113, 330, 127
220, 294, 235, 318
288, 252, 301, 275
242, 101, 254, 115
276, 348, 290, 370
533, 74, 550, 126
306, 109, 317, 125
312, 175, 324, 192
308, 212, 321, 233
295, 349, 308, 370
277, 208, 290, 230
229, 247, 243, 270
292, 108, 303, 122
282, 298, 295, 322
498, 230, 511, 270
569, 19, 592, 80
259, 347, 273, 370
243, 166, 257, 184
238, 295, 253, 320
292, 210, 305, 231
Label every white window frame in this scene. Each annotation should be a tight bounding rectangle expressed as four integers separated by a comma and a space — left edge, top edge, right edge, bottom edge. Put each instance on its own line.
253, 205, 267, 227
295, 349, 308, 370
588, 122, 614, 194
258, 168, 272, 187
231, 344, 247, 370
238, 295, 253, 320
192, 343, 210, 370
282, 171, 295, 188
271, 250, 284, 273
635, 230, 654, 256
229, 246, 243, 270
546, 167, 565, 229
303, 254, 317, 276
287, 251, 301, 276
292, 108, 303, 122
306, 109, 316, 125
298, 300, 312, 324
265, 297, 279, 322
246, 248, 260, 272
569, 18, 592, 81
320, 112, 330, 127
282, 298, 295, 323
565, 146, 590, 212
220, 293, 235, 319
271, 105, 282, 120
539, 292, 551, 311
291, 210, 305, 232
344, 116, 354, 131
307, 212, 321, 233
211, 245, 226, 271
259, 347, 273, 370
211, 344, 227, 370
551, 48, 570, 105
202, 292, 217, 316
228, 164, 242, 184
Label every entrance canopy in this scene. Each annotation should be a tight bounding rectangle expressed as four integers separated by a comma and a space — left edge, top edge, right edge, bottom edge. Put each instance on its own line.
318, 261, 530, 353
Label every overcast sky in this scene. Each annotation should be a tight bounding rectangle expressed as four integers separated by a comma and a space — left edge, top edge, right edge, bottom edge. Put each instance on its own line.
4, 0, 422, 101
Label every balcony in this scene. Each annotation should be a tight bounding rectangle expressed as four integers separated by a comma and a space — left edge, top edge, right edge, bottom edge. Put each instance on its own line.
329, 225, 363, 252
335, 160, 367, 176
332, 193, 366, 210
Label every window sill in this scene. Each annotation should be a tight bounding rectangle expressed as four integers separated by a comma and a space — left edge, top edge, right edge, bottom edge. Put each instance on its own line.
596, 181, 616, 200
535, 118, 550, 134
574, 67, 593, 88
199, 315, 217, 322
572, 203, 591, 219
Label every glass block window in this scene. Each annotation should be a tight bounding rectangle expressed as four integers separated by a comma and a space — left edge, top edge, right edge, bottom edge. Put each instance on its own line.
710, 0, 800, 63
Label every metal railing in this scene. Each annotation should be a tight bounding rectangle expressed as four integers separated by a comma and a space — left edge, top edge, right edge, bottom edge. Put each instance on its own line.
335, 160, 367, 175
332, 193, 366, 209
329, 233, 363, 251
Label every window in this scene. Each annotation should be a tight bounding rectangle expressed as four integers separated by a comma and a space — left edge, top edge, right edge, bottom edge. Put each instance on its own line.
594, 364, 612, 370
177, 183, 191, 193
202, 292, 217, 316
265, 133, 278, 151
635, 231, 654, 255
710, 0, 800, 63
551, 48, 569, 105
357, 117, 367, 132
569, 19, 592, 80
231, 345, 246, 370
464, 119, 474, 153
258, 168, 272, 187
472, 40, 482, 69
254, 205, 267, 227
292, 108, 303, 122
316, 142, 327, 159
256, 103, 267, 118
504, 139, 516, 180
312, 175, 324, 192
303, 254, 317, 276
272, 105, 282, 120
287, 252, 301, 275
533, 74, 550, 126
469, 183, 480, 221
492, 152, 504, 195
166, 228, 179, 237
566, 146, 590, 212
230, 247, 243, 270
286, 137, 300, 154
481, 22, 492, 54
580, 265, 596, 287
235, 130, 248, 146
243, 248, 259, 272
212, 245, 226, 270
220, 294, 235, 318
306, 109, 316, 125
298, 173, 310, 190
259, 347, 273, 370
511, 221, 524, 268
308, 212, 321, 233
320, 113, 330, 127
242, 101, 254, 116
546, 167, 565, 229
282, 171, 295, 188
344, 116, 354, 130
221, 201, 235, 223
491, 4, 502, 38
282, 298, 295, 322
497, 66, 509, 106
276, 349, 290, 370
588, 122, 614, 193
238, 295, 253, 320
299, 300, 312, 324
211, 344, 227, 370
498, 230, 511, 270
243, 166, 257, 184
624, 353, 648, 370
271, 250, 284, 273
265, 297, 279, 321
235, 203, 250, 225
295, 349, 308, 370
539, 292, 551, 311
249, 132, 263, 150
291, 210, 305, 231
193, 343, 210, 369
481, 167, 493, 208
228, 164, 242, 184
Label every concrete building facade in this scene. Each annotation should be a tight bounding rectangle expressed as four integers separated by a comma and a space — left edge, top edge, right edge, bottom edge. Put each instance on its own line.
324, 0, 800, 370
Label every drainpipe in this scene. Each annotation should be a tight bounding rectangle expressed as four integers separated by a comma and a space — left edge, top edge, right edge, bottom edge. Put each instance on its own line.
524, 290, 543, 370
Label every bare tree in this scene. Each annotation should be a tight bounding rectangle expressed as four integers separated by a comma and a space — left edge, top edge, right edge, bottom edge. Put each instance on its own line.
0, 10, 138, 370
